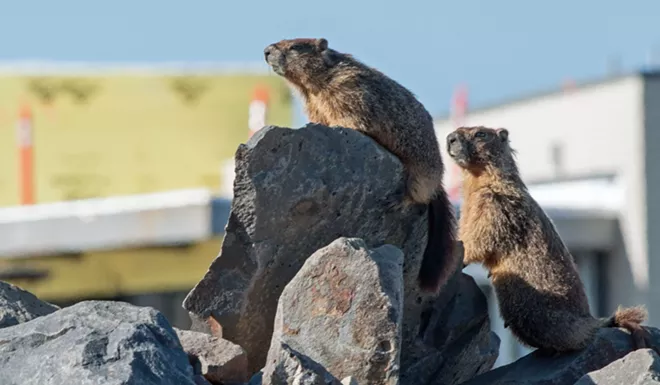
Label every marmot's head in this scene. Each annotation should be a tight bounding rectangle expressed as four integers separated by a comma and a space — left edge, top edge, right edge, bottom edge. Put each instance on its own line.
446, 126, 515, 172
264, 38, 344, 89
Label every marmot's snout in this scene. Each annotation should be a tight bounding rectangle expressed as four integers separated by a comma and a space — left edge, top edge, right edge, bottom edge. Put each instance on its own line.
264, 44, 285, 75
446, 132, 469, 165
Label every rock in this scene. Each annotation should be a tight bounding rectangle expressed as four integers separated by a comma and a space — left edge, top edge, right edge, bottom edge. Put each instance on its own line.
188, 312, 223, 338
194, 375, 214, 385
183, 124, 437, 373
262, 238, 404, 385
264, 343, 342, 385
175, 327, 249, 384
401, 273, 500, 384
575, 348, 660, 385
0, 280, 59, 329
462, 327, 660, 385
341, 377, 358, 385
0, 300, 196, 385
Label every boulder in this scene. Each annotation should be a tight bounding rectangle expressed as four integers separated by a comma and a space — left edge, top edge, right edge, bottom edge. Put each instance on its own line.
0, 300, 196, 385
175, 327, 249, 384
575, 348, 660, 385
401, 273, 500, 384
261, 238, 404, 385
462, 327, 660, 385
0, 280, 59, 329
183, 124, 437, 373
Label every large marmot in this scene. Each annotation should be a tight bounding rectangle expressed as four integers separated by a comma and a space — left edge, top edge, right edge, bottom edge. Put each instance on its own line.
264, 37, 458, 292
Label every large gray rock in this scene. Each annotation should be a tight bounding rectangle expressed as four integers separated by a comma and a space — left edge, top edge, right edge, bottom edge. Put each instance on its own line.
0, 280, 59, 328
183, 124, 437, 374
401, 273, 499, 385
575, 348, 660, 385
175, 327, 249, 384
0, 300, 196, 385
462, 327, 660, 385
262, 238, 404, 385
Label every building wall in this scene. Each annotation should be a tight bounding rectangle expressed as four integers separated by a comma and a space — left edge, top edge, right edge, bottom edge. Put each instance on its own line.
643, 76, 660, 323
0, 69, 293, 206
435, 76, 642, 183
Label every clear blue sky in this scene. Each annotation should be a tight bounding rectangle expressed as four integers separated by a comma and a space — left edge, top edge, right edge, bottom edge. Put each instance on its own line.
1, 0, 659, 123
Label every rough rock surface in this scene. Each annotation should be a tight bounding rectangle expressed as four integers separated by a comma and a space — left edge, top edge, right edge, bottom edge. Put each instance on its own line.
183, 124, 437, 373
175, 327, 249, 384
462, 327, 660, 385
0, 300, 196, 385
261, 238, 404, 385
402, 273, 500, 385
575, 348, 660, 385
262, 343, 342, 385
0, 280, 59, 329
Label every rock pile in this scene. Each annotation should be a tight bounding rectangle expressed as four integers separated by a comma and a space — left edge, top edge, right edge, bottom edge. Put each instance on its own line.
0, 124, 658, 385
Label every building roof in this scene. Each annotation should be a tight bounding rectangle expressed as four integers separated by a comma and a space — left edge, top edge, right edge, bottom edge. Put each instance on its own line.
0, 60, 272, 76
433, 68, 660, 121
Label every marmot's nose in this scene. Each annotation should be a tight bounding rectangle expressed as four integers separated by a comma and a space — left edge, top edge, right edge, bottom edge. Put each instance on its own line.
264, 45, 274, 61
447, 132, 459, 146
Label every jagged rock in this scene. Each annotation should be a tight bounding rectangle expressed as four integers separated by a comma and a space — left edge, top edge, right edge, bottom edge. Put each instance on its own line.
400, 273, 499, 384
262, 238, 404, 385
175, 327, 249, 384
183, 124, 437, 373
0, 280, 59, 329
462, 327, 660, 385
575, 348, 660, 385
264, 343, 342, 385
0, 300, 196, 385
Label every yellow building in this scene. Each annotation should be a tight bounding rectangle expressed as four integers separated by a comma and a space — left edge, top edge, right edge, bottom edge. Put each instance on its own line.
0, 62, 294, 326
0, 62, 293, 206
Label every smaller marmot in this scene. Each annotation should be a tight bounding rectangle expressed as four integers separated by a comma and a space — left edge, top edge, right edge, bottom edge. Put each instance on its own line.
447, 125, 651, 354
264, 38, 458, 293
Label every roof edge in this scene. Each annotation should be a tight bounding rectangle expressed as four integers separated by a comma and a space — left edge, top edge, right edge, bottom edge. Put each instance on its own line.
0, 60, 273, 76
433, 68, 660, 122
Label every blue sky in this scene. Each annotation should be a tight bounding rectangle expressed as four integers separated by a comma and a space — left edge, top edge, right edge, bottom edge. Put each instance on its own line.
1, 0, 659, 123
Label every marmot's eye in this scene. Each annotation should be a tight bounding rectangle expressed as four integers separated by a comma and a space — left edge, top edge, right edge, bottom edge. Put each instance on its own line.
475, 131, 487, 138
290, 44, 311, 53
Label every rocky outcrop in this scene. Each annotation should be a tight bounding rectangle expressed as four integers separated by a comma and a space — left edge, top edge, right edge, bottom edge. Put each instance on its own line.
0, 280, 59, 329
462, 327, 660, 385
0, 300, 196, 385
575, 348, 660, 384
261, 238, 404, 385
182, 124, 438, 373
175, 327, 249, 384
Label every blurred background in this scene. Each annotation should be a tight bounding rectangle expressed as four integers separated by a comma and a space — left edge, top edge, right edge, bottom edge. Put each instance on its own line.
1, 0, 659, 368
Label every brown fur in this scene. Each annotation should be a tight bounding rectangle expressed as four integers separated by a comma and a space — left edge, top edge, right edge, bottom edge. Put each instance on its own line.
448, 125, 651, 353
264, 38, 458, 292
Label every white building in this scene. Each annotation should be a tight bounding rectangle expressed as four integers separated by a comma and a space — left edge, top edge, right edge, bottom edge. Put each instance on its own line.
434, 70, 660, 366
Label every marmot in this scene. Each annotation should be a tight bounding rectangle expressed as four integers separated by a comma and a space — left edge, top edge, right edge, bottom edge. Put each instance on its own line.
447, 125, 651, 354
264, 38, 458, 292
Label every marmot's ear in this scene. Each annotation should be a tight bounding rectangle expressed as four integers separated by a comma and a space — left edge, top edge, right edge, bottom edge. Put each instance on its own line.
496, 128, 509, 142
322, 49, 339, 66
317, 38, 328, 51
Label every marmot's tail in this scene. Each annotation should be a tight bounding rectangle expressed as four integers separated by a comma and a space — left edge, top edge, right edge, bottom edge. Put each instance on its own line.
418, 190, 459, 293
600, 305, 649, 350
